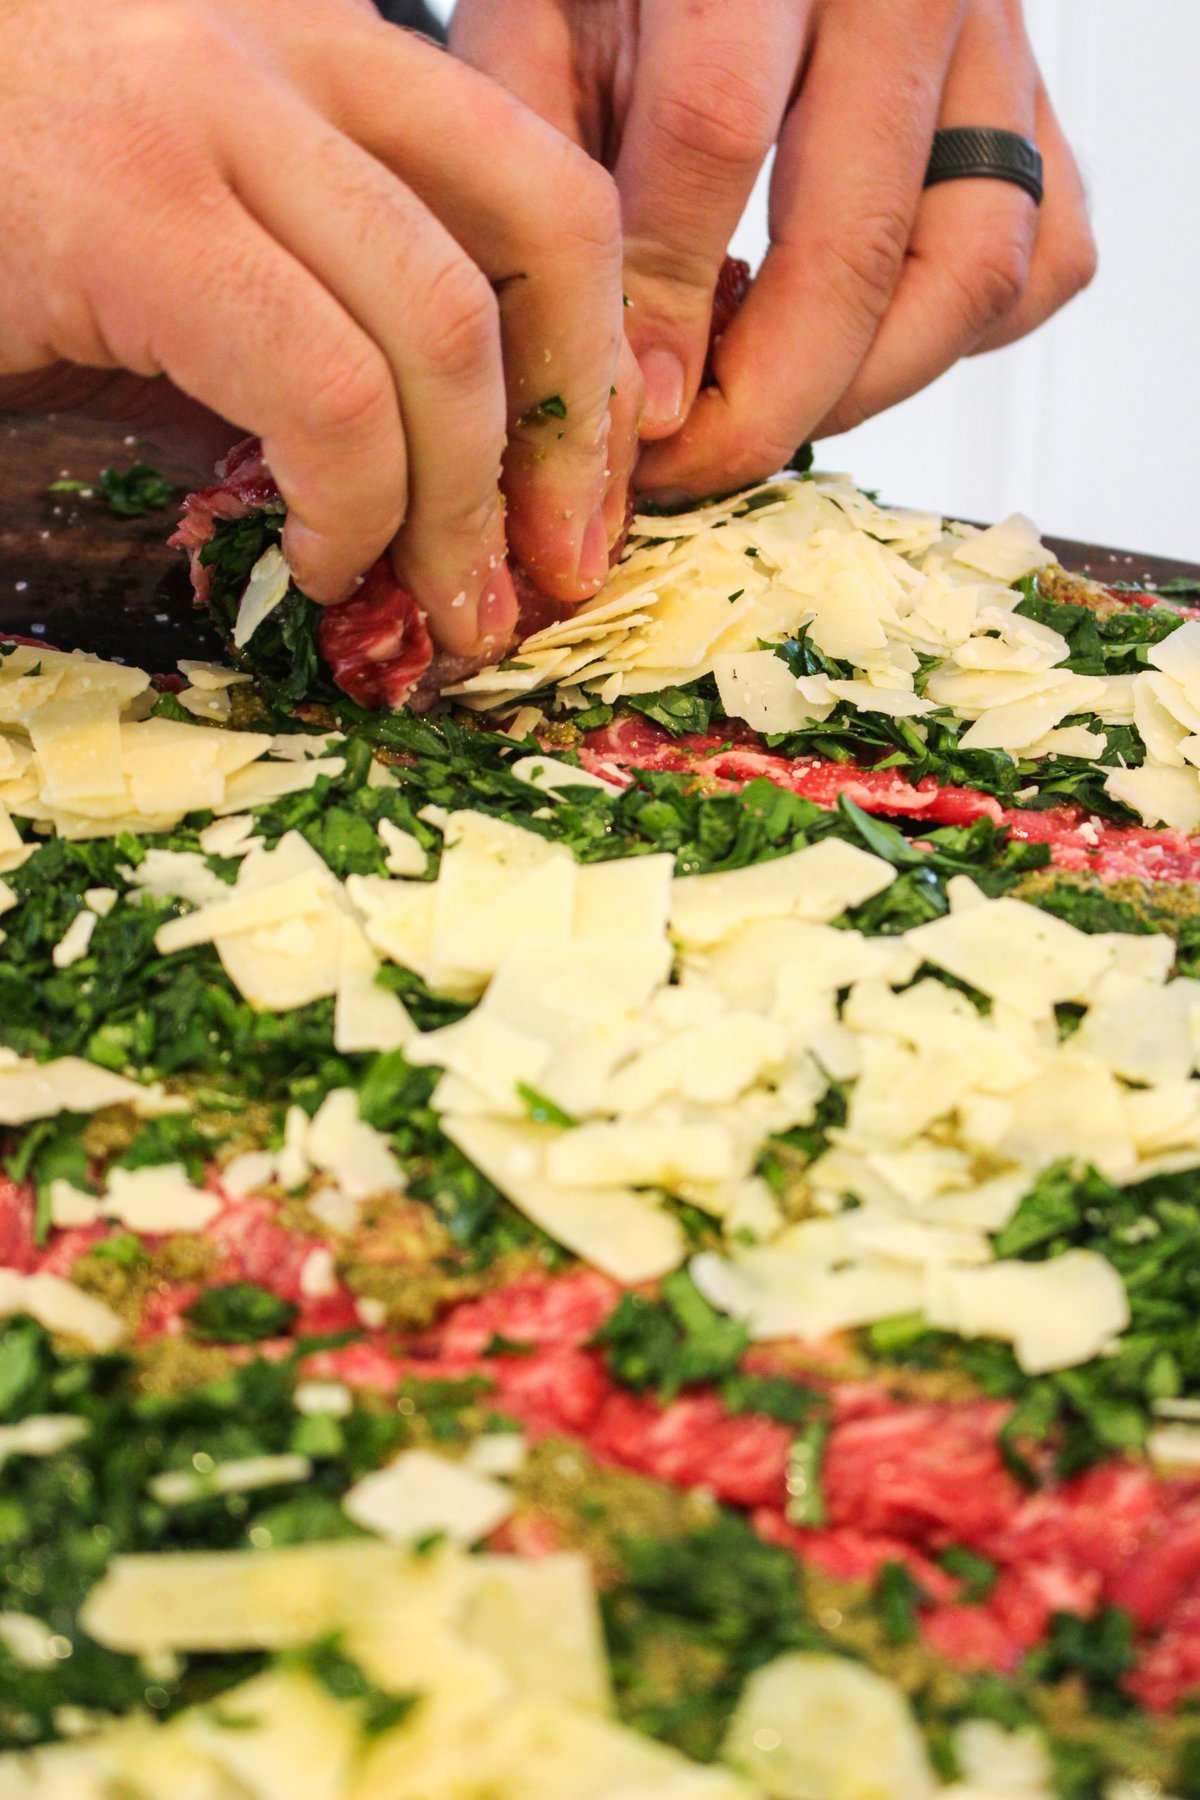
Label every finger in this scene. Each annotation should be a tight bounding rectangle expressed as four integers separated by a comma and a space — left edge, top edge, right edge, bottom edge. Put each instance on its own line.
816, 1, 1041, 436
219, 77, 512, 656
303, 22, 629, 604
79, 178, 414, 610
603, 336, 644, 548
971, 81, 1096, 352
636, 0, 961, 499
448, 0, 594, 149
613, 0, 804, 437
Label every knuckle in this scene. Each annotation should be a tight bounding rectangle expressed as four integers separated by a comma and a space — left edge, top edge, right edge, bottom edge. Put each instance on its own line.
652, 63, 777, 174
1055, 221, 1099, 301
821, 205, 912, 322
419, 258, 501, 382
301, 342, 394, 447
721, 426, 803, 490
550, 143, 623, 251
953, 234, 1030, 331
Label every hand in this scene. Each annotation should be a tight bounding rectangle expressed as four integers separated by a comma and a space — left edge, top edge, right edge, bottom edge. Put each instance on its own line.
0, 0, 641, 652
451, 0, 1096, 500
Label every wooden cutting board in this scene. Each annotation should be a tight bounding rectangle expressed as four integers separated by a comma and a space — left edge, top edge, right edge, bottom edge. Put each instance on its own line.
2, 412, 1197, 671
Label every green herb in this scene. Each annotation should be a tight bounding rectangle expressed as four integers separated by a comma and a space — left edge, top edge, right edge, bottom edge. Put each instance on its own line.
873, 1561, 926, 1645
593, 1270, 750, 1401
517, 1083, 579, 1129
518, 395, 568, 426
720, 1373, 824, 1426
88, 1234, 145, 1268
786, 442, 815, 475
625, 685, 715, 737
4, 1114, 92, 1243
481, 1334, 536, 1358
290, 1637, 419, 1736
1024, 1607, 1136, 1713
937, 1546, 998, 1604
185, 1284, 299, 1344
98, 463, 175, 517
605, 1511, 832, 1761
784, 1419, 828, 1527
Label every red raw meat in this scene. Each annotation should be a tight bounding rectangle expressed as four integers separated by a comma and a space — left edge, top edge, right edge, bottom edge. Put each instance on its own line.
705, 257, 752, 383
428, 1269, 618, 1359
203, 1197, 327, 1304
822, 1401, 1021, 1550
315, 561, 434, 711
580, 714, 1200, 886
588, 1388, 793, 1509
0, 1175, 36, 1274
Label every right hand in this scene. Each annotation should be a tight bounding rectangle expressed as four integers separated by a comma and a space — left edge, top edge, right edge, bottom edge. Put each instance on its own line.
0, 0, 641, 653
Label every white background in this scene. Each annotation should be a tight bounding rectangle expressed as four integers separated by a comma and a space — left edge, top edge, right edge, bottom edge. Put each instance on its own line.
431, 0, 1200, 560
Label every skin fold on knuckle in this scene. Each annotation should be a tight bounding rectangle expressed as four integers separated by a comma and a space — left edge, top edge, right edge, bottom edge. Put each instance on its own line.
417, 256, 502, 387
815, 202, 914, 332
646, 58, 778, 182
948, 229, 1031, 338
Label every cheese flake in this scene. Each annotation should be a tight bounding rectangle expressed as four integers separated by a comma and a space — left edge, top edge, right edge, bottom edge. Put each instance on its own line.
342, 1448, 513, 1545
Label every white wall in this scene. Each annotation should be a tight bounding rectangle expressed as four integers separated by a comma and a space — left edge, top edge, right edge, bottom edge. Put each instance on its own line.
433, 0, 1200, 558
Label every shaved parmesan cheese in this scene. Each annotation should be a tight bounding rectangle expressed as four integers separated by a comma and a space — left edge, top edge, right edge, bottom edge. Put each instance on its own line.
443, 1116, 685, 1282
182, 1669, 359, 1800
306, 1088, 405, 1201
713, 650, 834, 733
197, 814, 261, 859
343, 1448, 512, 1545
175, 684, 231, 723
723, 1652, 935, 1800
52, 907, 97, 968
0, 1269, 123, 1350
689, 1247, 922, 1343
904, 897, 1113, 1016
376, 817, 428, 876
670, 840, 893, 948
924, 1251, 1129, 1374
958, 677, 1105, 752
0, 805, 29, 875
0, 1054, 177, 1125
177, 660, 252, 690
509, 754, 624, 797
0, 1612, 62, 1670
1104, 763, 1200, 833
233, 545, 291, 648
826, 679, 933, 717
150, 1455, 313, 1507
99, 1164, 221, 1234
0, 1414, 89, 1465
951, 514, 1052, 583
29, 690, 125, 804
333, 921, 415, 1054
126, 848, 230, 909
572, 853, 674, 944
213, 754, 345, 815
1148, 1423, 1200, 1470
545, 1122, 736, 1189
429, 811, 577, 994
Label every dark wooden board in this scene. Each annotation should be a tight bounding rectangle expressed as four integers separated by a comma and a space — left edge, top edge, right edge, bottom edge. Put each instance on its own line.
2, 411, 1197, 671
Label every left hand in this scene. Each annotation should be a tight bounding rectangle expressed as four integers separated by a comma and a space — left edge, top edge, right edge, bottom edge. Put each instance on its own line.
451, 0, 1097, 500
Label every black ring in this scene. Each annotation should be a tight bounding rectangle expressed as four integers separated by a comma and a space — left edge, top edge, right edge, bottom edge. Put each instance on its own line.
925, 127, 1044, 205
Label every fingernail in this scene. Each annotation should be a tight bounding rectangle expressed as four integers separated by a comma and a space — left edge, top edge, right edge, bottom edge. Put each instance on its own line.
282, 521, 354, 605
576, 509, 610, 589
637, 348, 686, 434
477, 562, 518, 654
